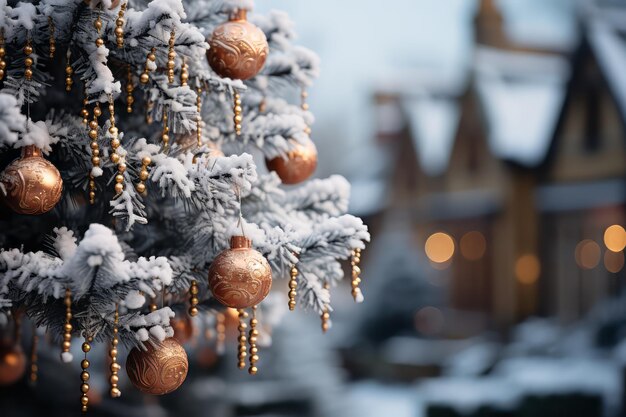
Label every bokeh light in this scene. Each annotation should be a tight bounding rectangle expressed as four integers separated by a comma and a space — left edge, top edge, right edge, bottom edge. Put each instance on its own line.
604, 225, 626, 252
515, 254, 540, 284
414, 306, 445, 336
575, 239, 601, 269
460, 231, 487, 261
425, 232, 455, 264
604, 250, 625, 273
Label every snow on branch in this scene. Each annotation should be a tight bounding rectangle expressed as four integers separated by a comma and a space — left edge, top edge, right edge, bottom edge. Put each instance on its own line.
0, 93, 26, 148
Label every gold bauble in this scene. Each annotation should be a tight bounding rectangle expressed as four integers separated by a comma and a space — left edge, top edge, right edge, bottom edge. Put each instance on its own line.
0, 345, 26, 386
208, 236, 272, 309
126, 338, 188, 395
171, 316, 194, 344
207, 9, 269, 80
0, 145, 63, 215
266, 140, 317, 185
177, 133, 225, 157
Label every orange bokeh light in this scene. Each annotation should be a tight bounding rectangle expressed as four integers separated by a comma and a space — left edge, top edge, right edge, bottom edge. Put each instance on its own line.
604, 250, 625, 273
460, 231, 486, 261
515, 254, 540, 284
425, 232, 455, 264
575, 239, 601, 269
604, 225, 626, 253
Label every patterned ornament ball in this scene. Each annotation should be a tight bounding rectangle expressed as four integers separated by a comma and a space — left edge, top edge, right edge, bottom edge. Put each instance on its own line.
0, 145, 63, 215
207, 9, 269, 80
0, 345, 26, 386
208, 236, 272, 309
266, 140, 317, 185
126, 338, 188, 395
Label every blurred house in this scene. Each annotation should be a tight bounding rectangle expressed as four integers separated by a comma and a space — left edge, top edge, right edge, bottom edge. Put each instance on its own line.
362, 0, 626, 332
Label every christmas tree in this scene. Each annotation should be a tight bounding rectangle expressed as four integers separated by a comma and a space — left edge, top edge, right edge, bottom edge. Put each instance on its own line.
0, 0, 369, 407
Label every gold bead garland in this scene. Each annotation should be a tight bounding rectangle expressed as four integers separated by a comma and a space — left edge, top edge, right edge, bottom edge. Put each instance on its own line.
150, 299, 158, 312
259, 97, 266, 114
81, 90, 89, 124
248, 305, 259, 375
188, 280, 199, 317
180, 57, 188, 86
288, 264, 297, 311
48, 17, 56, 58
233, 91, 242, 135
126, 65, 134, 113
216, 312, 226, 354
94, 12, 103, 48
135, 155, 151, 194
0, 29, 6, 80
109, 304, 121, 398
140, 48, 156, 84
115, 3, 126, 48
29, 328, 38, 384
301, 89, 309, 111
65, 51, 74, 92
167, 30, 176, 84
145, 99, 154, 124
61, 288, 73, 358
162, 106, 170, 149
108, 96, 125, 195
196, 88, 202, 147
80, 336, 93, 413
24, 40, 33, 81
351, 248, 363, 302
237, 309, 248, 369
88, 104, 102, 205
321, 282, 330, 333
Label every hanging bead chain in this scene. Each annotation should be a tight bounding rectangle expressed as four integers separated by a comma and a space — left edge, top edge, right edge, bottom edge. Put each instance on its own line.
301, 89, 311, 135
88, 104, 102, 205
167, 30, 176, 84
48, 17, 56, 58
145, 99, 154, 124
94, 12, 104, 48
180, 57, 188, 86
140, 48, 156, 84
108, 96, 125, 196
29, 327, 38, 384
0, 29, 6, 80
216, 312, 226, 354
65, 50, 73, 92
162, 106, 170, 149
80, 335, 93, 413
61, 288, 73, 358
109, 305, 121, 398
351, 248, 363, 302
248, 306, 259, 375
233, 91, 242, 136
288, 264, 298, 311
81, 88, 89, 124
321, 282, 330, 333
126, 65, 134, 113
188, 280, 199, 317
150, 299, 158, 312
259, 97, 266, 114
115, 3, 126, 48
237, 309, 248, 369
135, 155, 151, 194
196, 88, 202, 147
24, 39, 33, 81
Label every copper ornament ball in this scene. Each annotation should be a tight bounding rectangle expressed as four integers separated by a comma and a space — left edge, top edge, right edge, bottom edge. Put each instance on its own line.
0, 345, 26, 386
208, 236, 272, 309
126, 338, 188, 395
0, 145, 63, 215
266, 140, 318, 185
207, 9, 269, 80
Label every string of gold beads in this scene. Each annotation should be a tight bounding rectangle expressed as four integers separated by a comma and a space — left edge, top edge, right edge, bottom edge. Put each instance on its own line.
126, 65, 134, 113
288, 264, 298, 311
162, 107, 170, 149
81, 89, 89, 124
24, 40, 33, 81
301, 89, 309, 111
146, 99, 154, 124
135, 155, 151, 194
248, 306, 259, 375
351, 248, 363, 302
233, 91, 242, 135
94, 13, 103, 48
188, 280, 199, 317
80, 336, 93, 413
62, 288, 73, 358
65, 51, 73, 92
216, 312, 226, 354
48, 17, 56, 58
180, 57, 188, 86
89, 104, 102, 204
237, 309, 248, 369
259, 97, 266, 114
29, 326, 38, 384
109, 304, 121, 398
321, 282, 330, 333
108, 97, 120, 165
0, 29, 6, 80
150, 299, 158, 312
140, 48, 156, 84
115, 3, 126, 48
167, 30, 176, 84
196, 88, 202, 147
